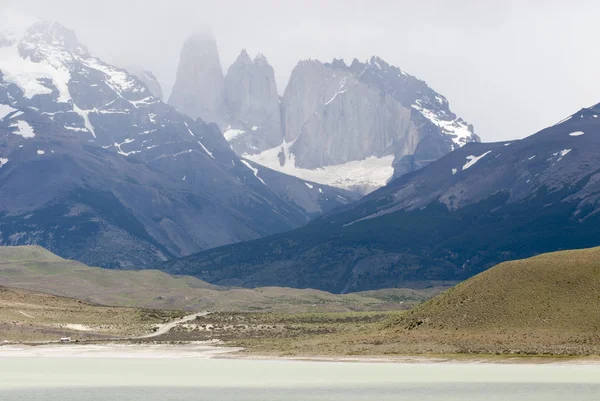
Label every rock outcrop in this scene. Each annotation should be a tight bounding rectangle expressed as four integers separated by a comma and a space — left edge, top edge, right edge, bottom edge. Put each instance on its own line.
126, 66, 164, 100
223, 50, 282, 154
169, 36, 479, 194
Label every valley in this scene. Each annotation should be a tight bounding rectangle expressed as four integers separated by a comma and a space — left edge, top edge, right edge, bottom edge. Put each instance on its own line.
141, 247, 600, 357
1, 7, 600, 368
2, 246, 600, 359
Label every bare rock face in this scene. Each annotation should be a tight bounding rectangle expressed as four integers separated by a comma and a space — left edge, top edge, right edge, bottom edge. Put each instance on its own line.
243, 57, 479, 193
223, 50, 282, 154
281, 60, 354, 144
168, 34, 478, 194
168, 33, 225, 125
127, 66, 164, 100
281, 58, 479, 171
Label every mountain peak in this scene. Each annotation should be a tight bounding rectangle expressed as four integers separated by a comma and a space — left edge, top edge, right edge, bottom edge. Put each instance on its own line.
169, 31, 226, 123
0, 9, 39, 47
187, 28, 216, 44
368, 56, 390, 70
18, 21, 89, 63
254, 53, 269, 65
329, 58, 347, 69
234, 48, 252, 65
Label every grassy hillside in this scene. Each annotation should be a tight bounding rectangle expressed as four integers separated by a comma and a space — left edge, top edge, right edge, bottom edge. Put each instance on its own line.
0, 246, 445, 313
0, 286, 181, 342
189, 248, 600, 357
394, 247, 600, 333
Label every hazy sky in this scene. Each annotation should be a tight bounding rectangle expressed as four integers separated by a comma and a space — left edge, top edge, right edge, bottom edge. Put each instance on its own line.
5, 0, 600, 142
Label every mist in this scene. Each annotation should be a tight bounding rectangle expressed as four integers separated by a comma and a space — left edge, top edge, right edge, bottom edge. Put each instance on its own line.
5, 0, 600, 142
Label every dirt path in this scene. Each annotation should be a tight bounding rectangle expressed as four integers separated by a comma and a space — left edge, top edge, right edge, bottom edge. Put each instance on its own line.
136, 312, 209, 339
18, 311, 35, 319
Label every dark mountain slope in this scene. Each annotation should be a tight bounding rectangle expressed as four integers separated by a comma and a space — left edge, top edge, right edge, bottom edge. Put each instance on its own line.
162, 103, 600, 292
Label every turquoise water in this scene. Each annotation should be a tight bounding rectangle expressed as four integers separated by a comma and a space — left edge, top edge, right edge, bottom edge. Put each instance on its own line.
1, 357, 599, 400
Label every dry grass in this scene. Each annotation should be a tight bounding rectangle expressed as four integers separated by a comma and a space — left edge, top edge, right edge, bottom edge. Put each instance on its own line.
0, 286, 182, 342
155, 248, 600, 357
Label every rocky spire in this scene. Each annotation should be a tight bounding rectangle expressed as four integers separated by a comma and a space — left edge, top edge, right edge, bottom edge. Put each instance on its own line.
224, 50, 282, 152
168, 33, 225, 125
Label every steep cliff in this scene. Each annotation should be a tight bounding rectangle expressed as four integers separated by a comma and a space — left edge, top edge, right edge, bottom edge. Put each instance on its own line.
223, 50, 282, 154
168, 33, 225, 125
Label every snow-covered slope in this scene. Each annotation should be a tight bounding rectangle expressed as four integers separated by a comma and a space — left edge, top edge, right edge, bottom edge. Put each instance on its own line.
244, 140, 395, 194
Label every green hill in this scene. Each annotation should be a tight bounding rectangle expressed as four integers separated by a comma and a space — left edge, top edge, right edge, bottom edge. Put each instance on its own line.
0, 246, 444, 313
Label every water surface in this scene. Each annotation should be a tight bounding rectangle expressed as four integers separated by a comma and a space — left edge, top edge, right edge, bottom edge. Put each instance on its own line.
1, 356, 599, 400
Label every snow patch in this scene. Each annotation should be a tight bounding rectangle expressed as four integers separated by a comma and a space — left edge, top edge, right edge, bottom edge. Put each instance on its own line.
251, 126, 259, 131
0, 104, 17, 120
553, 149, 572, 162
452, 168, 458, 175
80, 58, 139, 98
197, 141, 215, 159
304, 182, 314, 189
244, 141, 395, 194
241, 159, 266, 186
11, 120, 36, 138
113, 138, 139, 156
412, 100, 474, 148
223, 129, 246, 142
462, 151, 492, 171
569, 131, 585, 137
36, 149, 45, 155
0, 158, 8, 168
325, 89, 348, 106
72, 104, 96, 138
0, 34, 72, 102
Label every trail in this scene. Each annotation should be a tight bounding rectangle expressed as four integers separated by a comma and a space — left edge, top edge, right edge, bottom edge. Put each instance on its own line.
136, 312, 209, 339
19, 311, 35, 319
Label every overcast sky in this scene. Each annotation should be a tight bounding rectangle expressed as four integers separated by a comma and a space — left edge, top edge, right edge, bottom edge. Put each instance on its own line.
5, 0, 600, 142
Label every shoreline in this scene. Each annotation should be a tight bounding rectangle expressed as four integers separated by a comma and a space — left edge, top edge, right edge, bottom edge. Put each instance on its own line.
1, 342, 599, 365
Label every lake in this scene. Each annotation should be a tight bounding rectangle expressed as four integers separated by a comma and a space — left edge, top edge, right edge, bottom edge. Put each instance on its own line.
1, 352, 599, 400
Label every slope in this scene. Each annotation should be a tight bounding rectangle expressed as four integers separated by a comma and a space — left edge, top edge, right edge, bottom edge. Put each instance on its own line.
219, 248, 600, 357
0, 246, 445, 313
0, 285, 181, 342
161, 102, 600, 292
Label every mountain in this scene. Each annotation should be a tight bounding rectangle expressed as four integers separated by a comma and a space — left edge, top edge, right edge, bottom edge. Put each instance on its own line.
223, 50, 283, 155
126, 65, 163, 100
0, 13, 353, 268
170, 39, 479, 194
168, 33, 226, 125
161, 103, 600, 292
